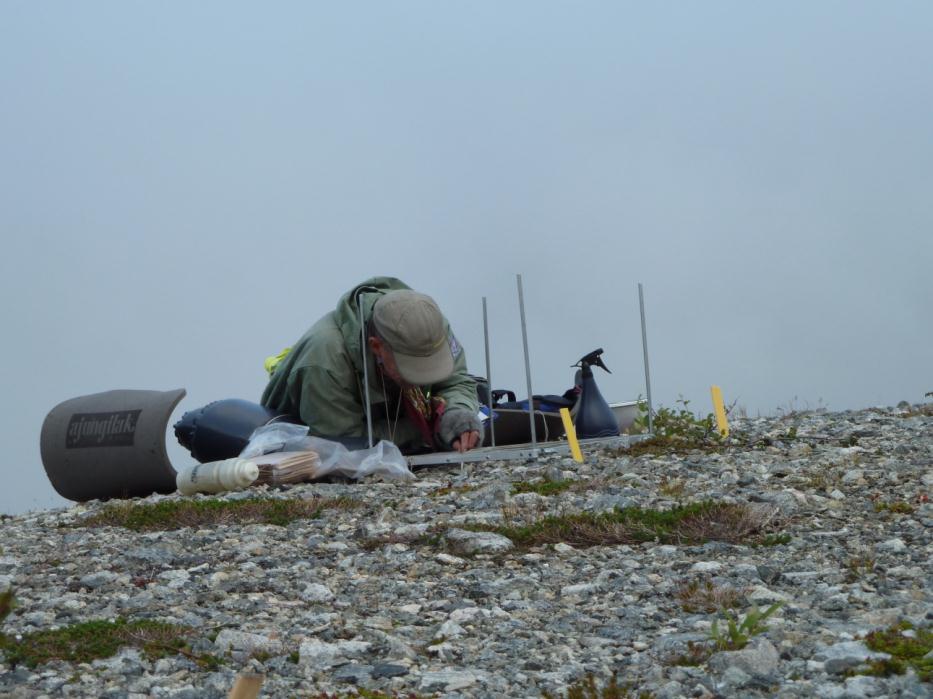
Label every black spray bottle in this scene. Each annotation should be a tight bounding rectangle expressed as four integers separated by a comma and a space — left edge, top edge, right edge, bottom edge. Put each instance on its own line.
573, 349, 620, 439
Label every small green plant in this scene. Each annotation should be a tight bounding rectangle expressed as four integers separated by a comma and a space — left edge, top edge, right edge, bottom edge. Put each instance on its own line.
542, 673, 650, 698
752, 533, 792, 547
512, 479, 575, 497
857, 621, 932, 682
709, 603, 783, 651
288, 650, 300, 664
76, 496, 357, 531
628, 397, 723, 454
0, 617, 217, 669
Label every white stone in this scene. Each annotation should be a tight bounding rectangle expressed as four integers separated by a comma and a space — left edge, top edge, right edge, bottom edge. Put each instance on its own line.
445, 528, 514, 555
449, 607, 482, 622
435, 553, 467, 566
157, 569, 190, 588
302, 583, 335, 602
437, 620, 466, 638
877, 538, 907, 554
561, 583, 598, 597
690, 561, 722, 573
214, 629, 283, 658
419, 670, 478, 692
298, 638, 371, 671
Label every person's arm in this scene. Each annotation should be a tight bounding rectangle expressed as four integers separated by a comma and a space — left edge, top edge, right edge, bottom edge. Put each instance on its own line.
431, 330, 483, 451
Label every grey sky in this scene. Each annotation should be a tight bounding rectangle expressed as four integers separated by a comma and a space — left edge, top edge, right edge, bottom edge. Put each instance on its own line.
2, 2, 931, 515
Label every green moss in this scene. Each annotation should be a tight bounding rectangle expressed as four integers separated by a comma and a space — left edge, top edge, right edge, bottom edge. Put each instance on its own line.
873, 501, 915, 515
75, 496, 357, 532
0, 617, 205, 669
861, 621, 933, 682
752, 533, 792, 547
469, 501, 768, 548
511, 479, 575, 497
543, 673, 652, 698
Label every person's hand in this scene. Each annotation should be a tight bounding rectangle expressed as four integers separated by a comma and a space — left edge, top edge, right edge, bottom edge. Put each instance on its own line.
438, 408, 484, 453
452, 430, 480, 453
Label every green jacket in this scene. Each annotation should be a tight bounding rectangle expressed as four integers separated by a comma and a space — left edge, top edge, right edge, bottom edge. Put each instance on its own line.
260, 277, 479, 453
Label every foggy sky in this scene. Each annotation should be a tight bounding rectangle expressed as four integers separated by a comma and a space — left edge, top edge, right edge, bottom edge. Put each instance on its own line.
2, 2, 931, 515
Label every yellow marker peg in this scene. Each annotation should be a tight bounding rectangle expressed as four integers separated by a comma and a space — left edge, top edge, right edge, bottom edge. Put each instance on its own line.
560, 408, 584, 463
710, 385, 729, 438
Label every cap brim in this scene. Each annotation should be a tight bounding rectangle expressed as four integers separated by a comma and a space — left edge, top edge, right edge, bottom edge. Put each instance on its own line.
393, 345, 455, 386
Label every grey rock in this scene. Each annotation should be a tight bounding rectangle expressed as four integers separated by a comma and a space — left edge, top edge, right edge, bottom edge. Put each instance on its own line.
371, 663, 409, 679
419, 670, 478, 691
815, 640, 890, 664
79, 570, 117, 588
877, 538, 907, 554
214, 629, 283, 660
445, 528, 514, 554
333, 663, 372, 684
708, 638, 780, 678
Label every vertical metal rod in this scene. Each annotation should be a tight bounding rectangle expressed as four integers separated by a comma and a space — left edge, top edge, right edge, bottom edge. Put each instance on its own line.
358, 298, 374, 448
638, 283, 654, 435
482, 296, 495, 447
516, 274, 538, 452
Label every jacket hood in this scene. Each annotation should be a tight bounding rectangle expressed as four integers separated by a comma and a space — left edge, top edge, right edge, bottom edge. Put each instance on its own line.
333, 276, 413, 376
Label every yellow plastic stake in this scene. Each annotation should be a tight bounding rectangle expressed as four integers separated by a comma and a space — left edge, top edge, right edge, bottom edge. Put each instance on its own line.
560, 408, 584, 463
710, 385, 729, 438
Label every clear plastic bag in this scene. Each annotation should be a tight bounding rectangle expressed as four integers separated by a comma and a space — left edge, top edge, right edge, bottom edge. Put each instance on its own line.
240, 423, 413, 481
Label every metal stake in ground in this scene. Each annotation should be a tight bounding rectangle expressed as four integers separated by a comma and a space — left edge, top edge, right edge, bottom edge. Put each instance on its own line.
638, 282, 654, 435
483, 296, 495, 447
516, 274, 538, 453
358, 297, 374, 448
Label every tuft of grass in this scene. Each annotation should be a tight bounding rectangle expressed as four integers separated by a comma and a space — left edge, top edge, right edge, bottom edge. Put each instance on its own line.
512, 479, 575, 497
309, 691, 429, 698
873, 501, 915, 515
845, 554, 877, 582
543, 673, 651, 699
668, 641, 714, 667
0, 589, 13, 624
752, 533, 792, 547
709, 603, 783, 651
658, 477, 685, 499
469, 501, 776, 549
858, 621, 932, 682
430, 482, 476, 498
75, 496, 358, 531
676, 579, 746, 614
0, 617, 219, 669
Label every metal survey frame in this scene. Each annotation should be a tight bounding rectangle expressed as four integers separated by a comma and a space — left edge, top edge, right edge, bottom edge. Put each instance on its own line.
408, 432, 654, 467
406, 279, 656, 468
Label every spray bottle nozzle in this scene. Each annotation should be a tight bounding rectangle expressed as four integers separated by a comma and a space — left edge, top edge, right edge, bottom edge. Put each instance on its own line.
573, 348, 612, 374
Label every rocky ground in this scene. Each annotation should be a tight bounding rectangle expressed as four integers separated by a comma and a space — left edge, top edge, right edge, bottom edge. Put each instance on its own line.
1, 404, 931, 698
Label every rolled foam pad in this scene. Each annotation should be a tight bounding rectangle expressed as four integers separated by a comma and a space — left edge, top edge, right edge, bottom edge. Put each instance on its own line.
40, 388, 186, 502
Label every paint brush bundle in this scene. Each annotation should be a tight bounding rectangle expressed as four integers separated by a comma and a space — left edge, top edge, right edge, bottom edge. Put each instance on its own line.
250, 450, 322, 486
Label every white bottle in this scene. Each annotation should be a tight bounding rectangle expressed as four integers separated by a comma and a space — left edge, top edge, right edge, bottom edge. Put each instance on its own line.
176, 458, 259, 495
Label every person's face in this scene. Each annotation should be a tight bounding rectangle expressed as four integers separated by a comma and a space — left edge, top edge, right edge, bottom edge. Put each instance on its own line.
368, 336, 410, 387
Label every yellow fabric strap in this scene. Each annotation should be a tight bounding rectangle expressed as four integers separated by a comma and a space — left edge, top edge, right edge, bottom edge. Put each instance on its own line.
264, 347, 292, 377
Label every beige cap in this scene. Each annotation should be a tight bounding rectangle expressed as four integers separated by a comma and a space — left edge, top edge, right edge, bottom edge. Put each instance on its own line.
372, 290, 454, 385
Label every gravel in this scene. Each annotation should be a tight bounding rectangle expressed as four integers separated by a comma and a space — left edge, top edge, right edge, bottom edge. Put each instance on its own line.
0, 403, 931, 697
